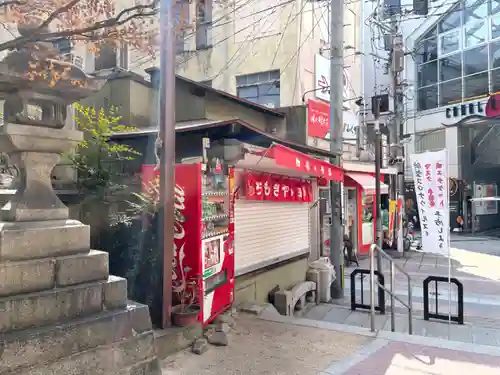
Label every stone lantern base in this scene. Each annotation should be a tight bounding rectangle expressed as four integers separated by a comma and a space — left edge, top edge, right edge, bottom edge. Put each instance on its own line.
0, 124, 161, 375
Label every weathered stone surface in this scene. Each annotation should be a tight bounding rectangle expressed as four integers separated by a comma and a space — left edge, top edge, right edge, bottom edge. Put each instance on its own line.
56, 250, 109, 287
118, 358, 161, 375
103, 275, 128, 310
215, 322, 230, 333
154, 323, 203, 359
10, 331, 158, 375
0, 123, 160, 374
0, 220, 90, 261
191, 338, 209, 355
215, 312, 236, 327
0, 257, 55, 297
0, 124, 82, 222
208, 331, 229, 346
0, 276, 128, 333
0, 304, 154, 374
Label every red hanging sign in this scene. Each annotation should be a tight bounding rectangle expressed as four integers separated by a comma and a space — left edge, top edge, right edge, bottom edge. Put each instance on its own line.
244, 172, 312, 203
307, 99, 330, 138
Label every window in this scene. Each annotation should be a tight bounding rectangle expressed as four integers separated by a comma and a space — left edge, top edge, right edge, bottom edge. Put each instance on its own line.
174, 0, 190, 53
236, 71, 280, 108
417, 85, 438, 111
94, 42, 128, 71
440, 78, 462, 105
439, 53, 462, 81
196, 0, 213, 49
415, 0, 500, 111
464, 45, 488, 74
52, 38, 71, 55
415, 37, 438, 64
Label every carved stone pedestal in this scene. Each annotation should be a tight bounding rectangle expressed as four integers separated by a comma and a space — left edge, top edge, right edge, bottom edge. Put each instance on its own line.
0, 124, 161, 375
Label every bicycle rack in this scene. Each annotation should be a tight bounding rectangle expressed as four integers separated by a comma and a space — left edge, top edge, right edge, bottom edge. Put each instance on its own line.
350, 269, 385, 314
423, 276, 464, 325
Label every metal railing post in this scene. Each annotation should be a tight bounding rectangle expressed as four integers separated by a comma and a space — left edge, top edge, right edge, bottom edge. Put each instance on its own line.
369, 245, 376, 332
390, 262, 396, 332
408, 277, 413, 334
368, 243, 413, 335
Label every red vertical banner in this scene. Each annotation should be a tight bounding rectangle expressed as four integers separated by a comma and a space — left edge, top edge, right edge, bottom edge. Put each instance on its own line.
171, 164, 202, 313
227, 168, 236, 304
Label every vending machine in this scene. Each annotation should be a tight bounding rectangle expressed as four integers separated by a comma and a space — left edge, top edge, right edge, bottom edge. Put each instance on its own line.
172, 162, 235, 325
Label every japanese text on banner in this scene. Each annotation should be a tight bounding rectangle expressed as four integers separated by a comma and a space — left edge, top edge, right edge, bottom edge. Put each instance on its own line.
410, 150, 449, 255
244, 172, 312, 203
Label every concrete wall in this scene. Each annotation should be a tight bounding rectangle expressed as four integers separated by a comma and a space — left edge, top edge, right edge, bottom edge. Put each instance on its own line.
175, 0, 361, 108
205, 92, 286, 136
234, 256, 309, 305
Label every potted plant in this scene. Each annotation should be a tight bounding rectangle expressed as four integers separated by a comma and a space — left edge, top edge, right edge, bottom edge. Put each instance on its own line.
171, 268, 201, 327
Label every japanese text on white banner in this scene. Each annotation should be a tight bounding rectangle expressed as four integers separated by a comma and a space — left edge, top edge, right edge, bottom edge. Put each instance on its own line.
410, 150, 450, 255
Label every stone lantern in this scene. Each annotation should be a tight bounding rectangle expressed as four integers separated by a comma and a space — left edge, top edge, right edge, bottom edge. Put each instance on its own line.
0, 37, 160, 374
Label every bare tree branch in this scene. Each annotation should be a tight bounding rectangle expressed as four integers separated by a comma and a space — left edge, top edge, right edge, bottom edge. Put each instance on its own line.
38, 0, 83, 29
0, 0, 159, 52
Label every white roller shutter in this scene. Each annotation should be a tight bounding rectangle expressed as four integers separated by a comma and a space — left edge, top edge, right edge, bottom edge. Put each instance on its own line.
234, 200, 310, 276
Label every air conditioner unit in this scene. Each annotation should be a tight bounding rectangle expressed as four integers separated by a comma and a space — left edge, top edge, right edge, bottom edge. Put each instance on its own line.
63, 53, 84, 70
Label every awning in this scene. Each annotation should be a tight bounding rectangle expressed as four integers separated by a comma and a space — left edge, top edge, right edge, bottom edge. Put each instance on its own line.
252, 143, 344, 182
346, 172, 388, 195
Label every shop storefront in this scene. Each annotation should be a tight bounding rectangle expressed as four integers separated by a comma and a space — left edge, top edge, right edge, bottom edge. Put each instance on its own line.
343, 171, 388, 255
233, 143, 343, 276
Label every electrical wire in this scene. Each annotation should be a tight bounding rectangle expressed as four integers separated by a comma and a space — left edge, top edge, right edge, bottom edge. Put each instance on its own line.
177, 0, 324, 67
264, 6, 329, 96
210, 0, 289, 82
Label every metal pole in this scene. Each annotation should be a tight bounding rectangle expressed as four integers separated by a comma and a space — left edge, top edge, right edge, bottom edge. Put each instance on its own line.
390, 262, 396, 332
391, 32, 405, 254
159, 0, 176, 328
374, 99, 383, 273
408, 276, 413, 334
329, 0, 345, 299
369, 244, 376, 332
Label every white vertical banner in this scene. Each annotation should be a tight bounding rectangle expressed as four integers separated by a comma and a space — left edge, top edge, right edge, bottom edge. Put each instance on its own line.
410, 150, 450, 255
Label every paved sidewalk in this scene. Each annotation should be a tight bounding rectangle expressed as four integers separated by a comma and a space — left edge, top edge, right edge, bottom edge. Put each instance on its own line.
258, 313, 500, 375
161, 314, 370, 375
325, 339, 500, 375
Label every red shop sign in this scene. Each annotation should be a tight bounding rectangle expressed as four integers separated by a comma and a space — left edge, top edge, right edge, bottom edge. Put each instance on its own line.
244, 172, 312, 203
307, 99, 330, 138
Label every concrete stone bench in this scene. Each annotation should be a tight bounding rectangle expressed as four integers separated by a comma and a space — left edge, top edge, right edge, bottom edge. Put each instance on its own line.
273, 281, 317, 316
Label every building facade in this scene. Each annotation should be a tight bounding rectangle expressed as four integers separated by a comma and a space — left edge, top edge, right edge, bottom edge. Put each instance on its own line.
361, 0, 500, 230
174, 0, 362, 110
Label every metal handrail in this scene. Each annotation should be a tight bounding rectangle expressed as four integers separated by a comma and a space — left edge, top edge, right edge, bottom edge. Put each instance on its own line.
369, 244, 413, 334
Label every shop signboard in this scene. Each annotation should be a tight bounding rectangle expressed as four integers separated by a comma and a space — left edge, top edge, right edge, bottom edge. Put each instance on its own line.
410, 150, 450, 255
306, 99, 359, 146
314, 54, 349, 102
307, 99, 329, 138
243, 171, 312, 203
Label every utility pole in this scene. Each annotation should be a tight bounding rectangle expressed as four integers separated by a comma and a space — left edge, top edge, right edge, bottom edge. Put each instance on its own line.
374, 98, 383, 271
159, 0, 176, 328
329, 0, 344, 299
391, 34, 405, 254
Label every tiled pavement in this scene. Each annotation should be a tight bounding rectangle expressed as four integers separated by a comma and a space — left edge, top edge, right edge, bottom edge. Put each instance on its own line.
324, 339, 500, 375
258, 312, 500, 375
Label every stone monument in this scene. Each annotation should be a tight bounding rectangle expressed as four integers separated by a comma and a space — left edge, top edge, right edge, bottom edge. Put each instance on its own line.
0, 35, 161, 375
